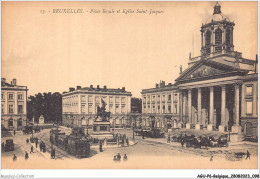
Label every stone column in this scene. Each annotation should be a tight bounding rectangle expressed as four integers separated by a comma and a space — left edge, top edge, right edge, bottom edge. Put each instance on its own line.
219, 85, 226, 132
207, 87, 214, 131
183, 92, 187, 124
232, 84, 241, 133
186, 89, 192, 129
179, 91, 183, 128
196, 88, 202, 130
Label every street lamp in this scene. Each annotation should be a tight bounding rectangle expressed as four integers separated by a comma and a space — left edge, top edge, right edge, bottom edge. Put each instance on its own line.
132, 118, 135, 140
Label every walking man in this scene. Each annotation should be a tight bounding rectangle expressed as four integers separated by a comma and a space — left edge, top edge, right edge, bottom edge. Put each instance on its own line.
13, 154, 17, 161
14, 130, 16, 136
25, 152, 29, 160
99, 141, 103, 152
30, 146, 33, 154
246, 150, 251, 160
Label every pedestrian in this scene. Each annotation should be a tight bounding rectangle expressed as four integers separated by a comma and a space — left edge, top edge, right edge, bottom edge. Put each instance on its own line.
141, 129, 144, 139
210, 156, 213, 162
30, 146, 33, 154
35, 141, 38, 148
181, 139, 185, 147
2, 142, 4, 151
167, 135, 171, 143
99, 141, 103, 152
117, 153, 121, 161
126, 138, 129, 146
123, 154, 128, 161
246, 150, 251, 160
40, 142, 42, 152
25, 152, 29, 160
53, 148, 56, 159
113, 156, 117, 161
14, 130, 16, 136
13, 154, 17, 161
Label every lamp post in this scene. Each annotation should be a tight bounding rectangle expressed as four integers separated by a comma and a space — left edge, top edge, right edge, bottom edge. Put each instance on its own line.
132, 117, 135, 140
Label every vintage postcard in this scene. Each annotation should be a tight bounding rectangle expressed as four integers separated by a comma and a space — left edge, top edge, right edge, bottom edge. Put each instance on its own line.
1, 0, 258, 174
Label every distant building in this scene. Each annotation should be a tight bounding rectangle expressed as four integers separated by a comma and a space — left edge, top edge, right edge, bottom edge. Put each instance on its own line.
1, 78, 28, 130
141, 2, 258, 141
62, 85, 132, 128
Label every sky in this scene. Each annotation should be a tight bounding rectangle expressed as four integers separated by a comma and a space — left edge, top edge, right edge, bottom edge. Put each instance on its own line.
2, 1, 258, 98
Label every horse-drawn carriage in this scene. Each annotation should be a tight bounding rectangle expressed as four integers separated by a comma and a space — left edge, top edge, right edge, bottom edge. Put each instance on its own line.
172, 133, 228, 149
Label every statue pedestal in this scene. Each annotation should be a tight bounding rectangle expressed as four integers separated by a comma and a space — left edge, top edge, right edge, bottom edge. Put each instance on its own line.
90, 119, 113, 140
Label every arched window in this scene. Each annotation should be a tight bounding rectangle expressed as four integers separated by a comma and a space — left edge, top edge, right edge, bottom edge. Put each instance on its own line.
226, 28, 231, 51
215, 28, 222, 53
205, 31, 211, 55
8, 118, 13, 127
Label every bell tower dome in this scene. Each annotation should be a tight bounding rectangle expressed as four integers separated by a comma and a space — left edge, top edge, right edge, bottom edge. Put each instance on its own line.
200, 2, 235, 57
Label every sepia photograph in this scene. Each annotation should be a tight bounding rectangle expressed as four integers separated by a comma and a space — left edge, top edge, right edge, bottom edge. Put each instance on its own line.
1, 0, 259, 177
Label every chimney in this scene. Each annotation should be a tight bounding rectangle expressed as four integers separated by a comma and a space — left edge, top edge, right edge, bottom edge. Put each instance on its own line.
1, 78, 6, 83
90, 85, 93, 89
97, 85, 100, 90
76, 86, 81, 90
168, 83, 172, 86
69, 87, 75, 92
179, 65, 183, 74
122, 87, 125, 92
12, 78, 17, 86
155, 83, 159, 88
104, 85, 107, 90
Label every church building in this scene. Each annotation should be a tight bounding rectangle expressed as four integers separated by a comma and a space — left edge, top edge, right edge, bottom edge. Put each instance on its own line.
141, 2, 258, 141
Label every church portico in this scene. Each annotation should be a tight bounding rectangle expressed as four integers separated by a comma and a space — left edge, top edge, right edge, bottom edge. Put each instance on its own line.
178, 80, 242, 134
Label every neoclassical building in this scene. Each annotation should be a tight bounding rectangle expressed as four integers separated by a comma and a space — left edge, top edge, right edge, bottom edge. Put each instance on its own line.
1, 78, 28, 130
141, 2, 258, 140
62, 85, 132, 128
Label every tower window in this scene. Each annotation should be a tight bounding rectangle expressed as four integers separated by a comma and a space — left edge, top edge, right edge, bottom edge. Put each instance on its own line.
215, 28, 222, 53
205, 31, 211, 55
226, 28, 231, 51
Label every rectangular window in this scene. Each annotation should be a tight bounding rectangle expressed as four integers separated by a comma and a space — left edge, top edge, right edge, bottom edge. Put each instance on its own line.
8, 94, 14, 100
174, 93, 178, 101
143, 97, 146, 102
88, 105, 93, 114
122, 105, 126, 114
168, 105, 171, 113
168, 94, 171, 101
81, 95, 86, 102
109, 97, 113, 103
143, 104, 146, 109
81, 104, 86, 113
1, 104, 4, 114
157, 95, 160, 102
18, 94, 23, 100
174, 104, 177, 114
158, 105, 160, 110
162, 105, 165, 113
95, 96, 100, 103
109, 105, 113, 112
246, 86, 253, 96
1, 93, 4, 100
115, 97, 120, 103
246, 101, 253, 114
18, 105, 23, 113
162, 95, 165, 102
9, 104, 14, 114
115, 105, 119, 113
148, 104, 150, 109
152, 96, 155, 102
88, 95, 93, 102
147, 96, 150, 102
152, 105, 155, 113
121, 97, 126, 103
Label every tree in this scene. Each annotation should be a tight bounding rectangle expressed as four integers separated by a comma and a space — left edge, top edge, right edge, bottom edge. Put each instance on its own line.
27, 92, 62, 124
131, 98, 142, 113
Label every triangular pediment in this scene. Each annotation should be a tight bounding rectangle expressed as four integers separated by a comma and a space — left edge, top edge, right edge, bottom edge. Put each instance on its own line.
176, 59, 247, 83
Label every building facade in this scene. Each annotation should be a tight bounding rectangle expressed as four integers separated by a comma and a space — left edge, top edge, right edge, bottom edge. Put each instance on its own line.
141, 3, 258, 140
62, 85, 132, 128
1, 78, 28, 130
